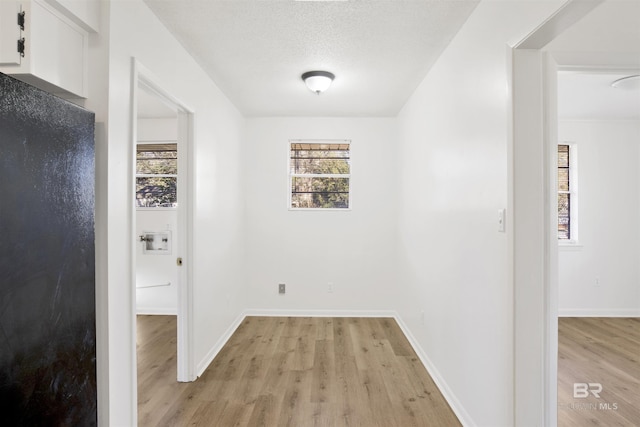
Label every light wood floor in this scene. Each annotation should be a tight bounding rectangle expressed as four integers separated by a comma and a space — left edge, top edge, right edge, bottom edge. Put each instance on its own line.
558, 317, 640, 427
137, 316, 461, 426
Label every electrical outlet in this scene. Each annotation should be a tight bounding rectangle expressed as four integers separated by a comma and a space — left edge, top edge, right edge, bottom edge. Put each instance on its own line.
595, 277, 600, 287
327, 282, 334, 293
279, 283, 286, 294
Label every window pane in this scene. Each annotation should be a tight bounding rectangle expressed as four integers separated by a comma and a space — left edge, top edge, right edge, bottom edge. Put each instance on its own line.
558, 144, 569, 167
136, 151, 178, 175
136, 177, 177, 207
290, 156, 350, 174
558, 168, 569, 192
290, 143, 350, 175
291, 177, 349, 209
558, 193, 570, 239
137, 157, 177, 174
136, 144, 178, 208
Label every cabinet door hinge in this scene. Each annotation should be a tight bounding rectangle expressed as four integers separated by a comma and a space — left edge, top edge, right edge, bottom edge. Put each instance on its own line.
17, 38, 25, 57
18, 11, 25, 30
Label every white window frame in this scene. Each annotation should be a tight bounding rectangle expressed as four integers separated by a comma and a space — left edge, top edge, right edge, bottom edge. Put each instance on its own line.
558, 142, 578, 245
288, 139, 352, 211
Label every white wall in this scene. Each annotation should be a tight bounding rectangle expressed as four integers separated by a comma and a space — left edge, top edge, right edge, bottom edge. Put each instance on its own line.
244, 118, 398, 314
104, 1, 246, 425
558, 120, 640, 316
396, 1, 564, 425
135, 209, 178, 313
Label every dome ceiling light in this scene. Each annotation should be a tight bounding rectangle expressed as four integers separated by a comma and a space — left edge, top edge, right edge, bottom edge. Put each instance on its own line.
301, 71, 335, 94
611, 75, 640, 91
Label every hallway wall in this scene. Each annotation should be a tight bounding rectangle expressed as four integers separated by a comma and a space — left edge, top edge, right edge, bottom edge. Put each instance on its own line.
396, 1, 565, 425
103, 1, 246, 424
244, 117, 399, 314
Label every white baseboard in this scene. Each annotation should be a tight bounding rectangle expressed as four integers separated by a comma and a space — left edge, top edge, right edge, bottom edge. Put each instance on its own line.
136, 307, 177, 315
196, 310, 246, 377
558, 308, 640, 317
244, 308, 397, 318
393, 314, 475, 427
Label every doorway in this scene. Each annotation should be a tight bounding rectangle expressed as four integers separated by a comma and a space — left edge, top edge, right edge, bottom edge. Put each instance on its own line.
135, 86, 179, 315
511, 1, 640, 425
555, 69, 640, 425
132, 60, 195, 402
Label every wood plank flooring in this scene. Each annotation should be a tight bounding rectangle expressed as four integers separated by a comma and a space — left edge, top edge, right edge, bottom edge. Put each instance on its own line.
558, 317, 640, 427
137, 316, 461, 426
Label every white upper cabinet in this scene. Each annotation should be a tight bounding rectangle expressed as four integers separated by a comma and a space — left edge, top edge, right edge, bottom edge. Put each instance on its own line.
0, 0, 88, 98
0, 2, 22, 66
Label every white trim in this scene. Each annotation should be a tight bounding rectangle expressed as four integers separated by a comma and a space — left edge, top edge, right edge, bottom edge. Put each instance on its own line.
244, 309, 397, 318
136, 174, 178, 178
136, 307, 178, 316
177, 109, 195, 382
288, 208, 353, 212
553, 52, 640, 72
511, 48, 554, 427
129, 61, 140, 427
291, 173, 348, 179
558, 308, 640, 317
196, 311, 246, 377
545, 53, 560, 427
136, 207, 177, 212
558, 243, 583, 251
559, 118, 640, 124
510, 2, 604, 425
515, 0, 604, 49
393, 315, 475, 426
136, 282, 171, 288
137, 139, 178, 144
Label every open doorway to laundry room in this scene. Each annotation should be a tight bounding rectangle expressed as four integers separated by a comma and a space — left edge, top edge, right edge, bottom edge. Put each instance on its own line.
134, 82, 180, 411
132, 62, 195, 424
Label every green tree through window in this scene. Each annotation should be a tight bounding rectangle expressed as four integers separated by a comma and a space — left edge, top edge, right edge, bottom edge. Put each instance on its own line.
558, 143, 575, 240
136, 143, 177, 207
290, 141, 350, 209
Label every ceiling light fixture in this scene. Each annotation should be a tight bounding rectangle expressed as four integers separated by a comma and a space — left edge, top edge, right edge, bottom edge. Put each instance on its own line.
611, 75, 640, 91
302, 71, 335, 94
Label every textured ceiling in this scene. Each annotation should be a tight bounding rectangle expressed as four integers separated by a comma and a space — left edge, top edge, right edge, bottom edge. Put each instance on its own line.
143, 0, 479, 117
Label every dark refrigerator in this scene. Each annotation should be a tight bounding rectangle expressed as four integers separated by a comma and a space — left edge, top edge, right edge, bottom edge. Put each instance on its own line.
0, 72, 97, 425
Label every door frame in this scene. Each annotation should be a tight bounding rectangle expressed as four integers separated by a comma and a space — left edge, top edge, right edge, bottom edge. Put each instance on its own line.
131, 59, 195, 385
509, 1, 604, 425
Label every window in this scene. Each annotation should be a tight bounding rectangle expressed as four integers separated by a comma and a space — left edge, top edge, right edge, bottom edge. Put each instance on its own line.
289, 140, 351, 209
558, 143, 577, 241
136, 143, 177, 208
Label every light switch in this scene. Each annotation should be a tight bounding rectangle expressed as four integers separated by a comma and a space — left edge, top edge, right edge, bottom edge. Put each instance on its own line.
498, 209, 506, 233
